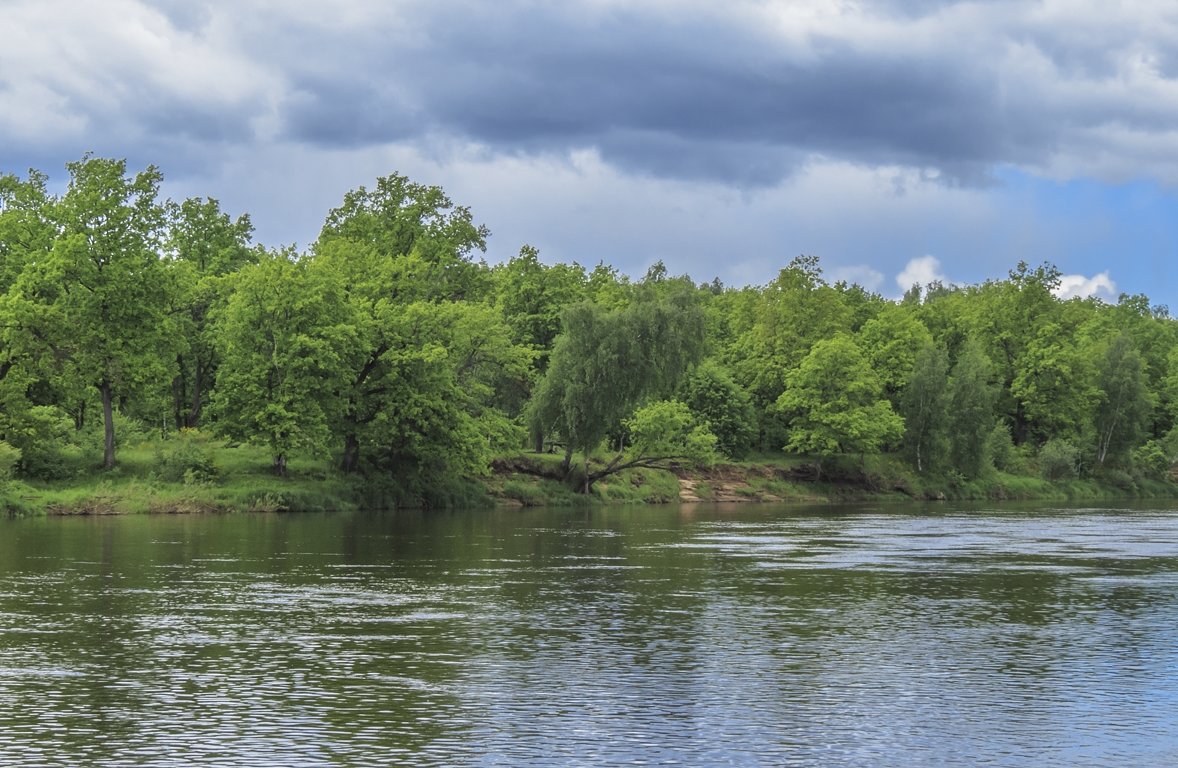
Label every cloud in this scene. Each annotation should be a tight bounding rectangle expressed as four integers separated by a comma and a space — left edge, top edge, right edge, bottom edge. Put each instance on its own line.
1054, 272, 1118, 301
5, 0, 1178, 189
3, 0, 1178, 309
896, 256, 948, 293
830, 265, 885, 291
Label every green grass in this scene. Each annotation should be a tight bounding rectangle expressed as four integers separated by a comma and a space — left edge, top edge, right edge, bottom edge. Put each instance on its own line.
7, 437, 1178, 518
1, 438, 361, 517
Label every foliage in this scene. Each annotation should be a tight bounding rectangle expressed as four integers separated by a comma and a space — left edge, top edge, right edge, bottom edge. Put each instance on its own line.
13, 156, 174, 468
164, 196, 255, 429
946, 338, 999, 479
730, 255, 851, 411
857, 305, 934, 398
899, 342, 949, 473
210, 250, 356, 474
1093, 333, 1154, 467
677, 360, 758, 459
774, 335, 903, 470
0, 441, 19, 482
1039, 439, 1080, 480
5, 156, 1178, 506
1132, 439, 1173, 480
154, 430, 220, 484
2, 405, 75, 479
626, 400, 719, 466
316, 170, 490, 302
528, 280, 707, 484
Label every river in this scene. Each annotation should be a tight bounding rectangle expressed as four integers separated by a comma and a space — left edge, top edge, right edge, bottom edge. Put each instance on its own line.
1, 502, 1176, 766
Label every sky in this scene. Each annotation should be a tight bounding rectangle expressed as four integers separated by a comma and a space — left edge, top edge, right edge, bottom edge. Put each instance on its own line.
3, 0, 1178, 305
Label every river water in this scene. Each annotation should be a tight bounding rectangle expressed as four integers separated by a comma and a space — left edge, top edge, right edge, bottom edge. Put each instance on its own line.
1, 503, 1176, 767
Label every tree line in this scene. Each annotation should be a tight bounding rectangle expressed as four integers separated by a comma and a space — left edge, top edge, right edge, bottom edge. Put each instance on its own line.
2, 156, 1176, 497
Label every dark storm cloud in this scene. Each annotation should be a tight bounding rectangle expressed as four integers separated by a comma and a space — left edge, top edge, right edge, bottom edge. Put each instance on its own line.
282, 78, 421, 147
4, 0, 1178, 190
266, 1, 1064, 185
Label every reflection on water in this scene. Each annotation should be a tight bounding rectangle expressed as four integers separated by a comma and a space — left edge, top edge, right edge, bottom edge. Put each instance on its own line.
2, 504, 1178, 766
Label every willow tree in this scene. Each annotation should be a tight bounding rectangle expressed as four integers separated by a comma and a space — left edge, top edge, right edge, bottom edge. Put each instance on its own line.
528, 280, 706, 490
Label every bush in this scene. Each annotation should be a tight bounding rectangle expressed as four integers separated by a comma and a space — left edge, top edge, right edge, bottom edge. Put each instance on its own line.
1040, 438, 1079, 480
1100, 468, 1138, 492
987, 423, 1015, 472
5, 406, 75, 479
1133, 439, 1173, 480
677, 361, 757, 459
155, 429, 220, 484
0, 441, 20, 482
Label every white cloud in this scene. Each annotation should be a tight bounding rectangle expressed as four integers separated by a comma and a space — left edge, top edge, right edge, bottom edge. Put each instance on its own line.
830, 265, 884, 291
895, 255, 948, 294
1054, 271, 1118, 301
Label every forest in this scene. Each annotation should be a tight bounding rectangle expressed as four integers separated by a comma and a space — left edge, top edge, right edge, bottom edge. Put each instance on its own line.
2, 155, 1177, 509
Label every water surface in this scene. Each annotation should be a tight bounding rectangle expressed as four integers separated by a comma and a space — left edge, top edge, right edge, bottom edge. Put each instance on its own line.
1, 503, 1176, 766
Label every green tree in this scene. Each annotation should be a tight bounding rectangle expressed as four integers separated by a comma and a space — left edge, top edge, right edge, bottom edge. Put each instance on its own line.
165, 197, 255, 429
528, 283, 706, 490
857, 304, 934, 401
900, 341, 950, 473
966, 262, 1064, 443
1093, 333, 1153, 467
0, 170, 56, 449
16, 156, 173, 468
774, 335, 903, 477
729, 255, 851, 447
335, 300, 531, 491
677, 360, 757, 459
211, 250, 356, 475
492, 245, 587, 359
316, 171, 490, 302
579, 400, 718, 491
946, 338, 998, 478
1009, 322, 1095, 444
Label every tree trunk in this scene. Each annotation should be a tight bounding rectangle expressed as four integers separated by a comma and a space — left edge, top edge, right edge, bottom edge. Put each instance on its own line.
341, 433, 360, 473
273, 453, 287, 476
172, 369, 186, 430
100, 381, 116, 469
188, 358, 204, 428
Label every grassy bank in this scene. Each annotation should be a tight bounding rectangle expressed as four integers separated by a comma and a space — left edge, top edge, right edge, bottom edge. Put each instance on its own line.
4, 438, 1177, 517
0, 440, 361, 517
484, 451, 1178, 507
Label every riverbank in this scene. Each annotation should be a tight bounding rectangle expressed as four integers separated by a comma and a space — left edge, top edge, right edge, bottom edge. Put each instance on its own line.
3, 442, 1176, 516
483, 452, 1178, 507
0, 442, 362, 517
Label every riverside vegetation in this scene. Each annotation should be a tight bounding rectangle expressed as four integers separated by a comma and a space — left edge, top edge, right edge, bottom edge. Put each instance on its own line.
3, 156, 1178, 515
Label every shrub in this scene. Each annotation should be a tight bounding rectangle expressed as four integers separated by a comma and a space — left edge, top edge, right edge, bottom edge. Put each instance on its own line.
1133, 439, 1173, 480
155, 429, 220, 484
677, 361, 757, 459
987, 423, 1016, 472
5, 406, 75, 479
1040, 438, 1079, 480
0, 441, 20, 482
